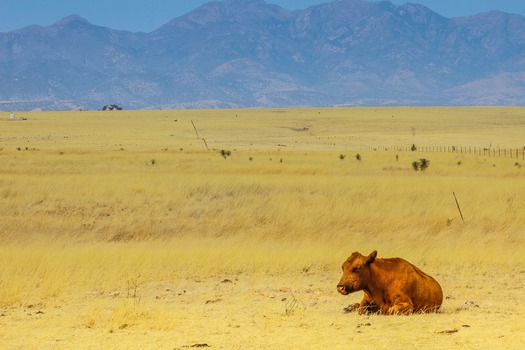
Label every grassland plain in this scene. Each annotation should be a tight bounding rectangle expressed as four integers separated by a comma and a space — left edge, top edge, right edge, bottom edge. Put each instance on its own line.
0, 107, 524, 349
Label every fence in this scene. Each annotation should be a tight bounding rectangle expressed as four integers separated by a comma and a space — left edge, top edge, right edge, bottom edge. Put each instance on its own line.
352, 145, 525, 160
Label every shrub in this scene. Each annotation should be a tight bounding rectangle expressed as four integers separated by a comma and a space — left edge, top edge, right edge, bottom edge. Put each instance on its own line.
419, 158, 430, 171
220, 150, 232, 159
412, 158, 430, 171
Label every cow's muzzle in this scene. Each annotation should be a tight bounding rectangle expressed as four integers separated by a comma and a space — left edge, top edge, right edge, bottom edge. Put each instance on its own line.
337, 284, 352, 295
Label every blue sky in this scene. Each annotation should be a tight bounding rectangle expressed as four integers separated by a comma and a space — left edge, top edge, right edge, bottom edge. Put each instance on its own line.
1, 0, 525, 33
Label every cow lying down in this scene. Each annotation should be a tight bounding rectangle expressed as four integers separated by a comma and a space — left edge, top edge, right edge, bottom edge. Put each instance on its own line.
337, 250, 443, 315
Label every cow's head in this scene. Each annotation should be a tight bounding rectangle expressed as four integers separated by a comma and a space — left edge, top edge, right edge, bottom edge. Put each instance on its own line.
337, 250, 377, 295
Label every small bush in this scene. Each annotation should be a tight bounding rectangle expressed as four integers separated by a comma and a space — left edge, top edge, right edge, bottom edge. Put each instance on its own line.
412, 158, 430, 171
220, 150, 232, 159
420, 158, 430, 170
285, 292, 306, 316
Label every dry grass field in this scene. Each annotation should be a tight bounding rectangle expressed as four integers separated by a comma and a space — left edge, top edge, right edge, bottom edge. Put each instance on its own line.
0, 107, 524, 349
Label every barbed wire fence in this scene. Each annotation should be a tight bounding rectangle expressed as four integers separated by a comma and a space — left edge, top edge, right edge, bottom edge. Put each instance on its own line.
347, 145, 525, 160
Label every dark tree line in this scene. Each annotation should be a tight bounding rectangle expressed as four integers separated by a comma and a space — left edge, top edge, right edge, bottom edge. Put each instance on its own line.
102, 104, 123, 111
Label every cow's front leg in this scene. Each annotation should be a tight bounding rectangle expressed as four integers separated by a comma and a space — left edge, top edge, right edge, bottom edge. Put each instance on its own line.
358, 293, 379, 314
387, 297, 414, 315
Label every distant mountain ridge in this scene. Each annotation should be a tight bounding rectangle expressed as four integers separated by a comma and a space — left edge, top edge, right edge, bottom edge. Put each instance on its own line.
1, 0, 525, 111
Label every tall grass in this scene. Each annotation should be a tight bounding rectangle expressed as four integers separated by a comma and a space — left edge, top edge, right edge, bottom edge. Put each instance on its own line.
0, 108, 524, 308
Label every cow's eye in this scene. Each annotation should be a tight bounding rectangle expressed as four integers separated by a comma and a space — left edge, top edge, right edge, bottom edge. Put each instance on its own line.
351, 267, 360, 273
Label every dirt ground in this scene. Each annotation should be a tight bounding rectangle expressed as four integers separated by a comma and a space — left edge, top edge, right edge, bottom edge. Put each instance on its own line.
1, 265, 523, 349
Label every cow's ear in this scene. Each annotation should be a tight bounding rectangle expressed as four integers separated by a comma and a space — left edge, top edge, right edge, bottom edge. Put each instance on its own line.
366, 250, 377, 265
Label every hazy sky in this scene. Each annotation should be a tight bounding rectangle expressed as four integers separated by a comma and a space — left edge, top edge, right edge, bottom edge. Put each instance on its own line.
1, 0, 525, 33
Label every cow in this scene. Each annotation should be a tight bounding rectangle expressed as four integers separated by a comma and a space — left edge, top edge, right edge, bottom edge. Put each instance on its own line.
337, 250, 443, 315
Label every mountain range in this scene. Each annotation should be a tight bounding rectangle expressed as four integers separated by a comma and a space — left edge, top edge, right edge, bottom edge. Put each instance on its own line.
1, 0, 525, 111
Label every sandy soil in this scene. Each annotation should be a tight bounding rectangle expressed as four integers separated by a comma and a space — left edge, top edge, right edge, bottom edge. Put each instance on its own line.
1, 266, 523, 349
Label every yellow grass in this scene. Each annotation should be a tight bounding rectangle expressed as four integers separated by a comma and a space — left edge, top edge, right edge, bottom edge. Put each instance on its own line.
0, 107, 524, 349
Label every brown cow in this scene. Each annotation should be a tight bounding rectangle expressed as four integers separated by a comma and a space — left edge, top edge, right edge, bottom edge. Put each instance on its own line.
337, 250, 443, 315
